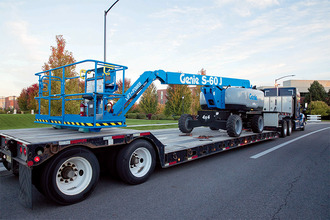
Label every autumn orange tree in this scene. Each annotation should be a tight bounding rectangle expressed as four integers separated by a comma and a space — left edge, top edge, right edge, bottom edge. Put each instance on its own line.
41, 35, 82, 116
139, 82, 158, 115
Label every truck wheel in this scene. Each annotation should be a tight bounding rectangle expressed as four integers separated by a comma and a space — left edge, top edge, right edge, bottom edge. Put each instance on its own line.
179, 114, 193, 133
40, 147, 100, 205
226, 115, 243, 137
251, 115, 264, 133
280, 120, 287, 138
286, 120, 292, 136
116, 139, 156, 185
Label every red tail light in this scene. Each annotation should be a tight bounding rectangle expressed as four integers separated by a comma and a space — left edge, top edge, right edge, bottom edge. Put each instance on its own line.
34, 156, 40, 162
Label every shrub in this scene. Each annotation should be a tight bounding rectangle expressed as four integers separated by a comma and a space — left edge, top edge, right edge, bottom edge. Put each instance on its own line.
173, 116, 180, 120
137, 113, 146, 119
307, 101, 330, 117
158, 114, 167, 120
151, 115, 158, 120
166, 116, 174, 120
126, 113, 137, 119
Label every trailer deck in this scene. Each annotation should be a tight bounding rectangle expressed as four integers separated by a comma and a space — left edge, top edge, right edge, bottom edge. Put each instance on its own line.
0, 127, 279, 168
0, 126, 279, 208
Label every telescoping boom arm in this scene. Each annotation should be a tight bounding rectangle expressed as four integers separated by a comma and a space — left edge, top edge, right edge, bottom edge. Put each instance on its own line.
113, 70, 251, 117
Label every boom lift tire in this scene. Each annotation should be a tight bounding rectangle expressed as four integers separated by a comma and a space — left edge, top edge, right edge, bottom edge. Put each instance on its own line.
286, 120, 292, 136
179, 114, 193, 133
40, 147, 100, 205
280, 120, 287, 138
116, 139, 156, 185
251, 115, 264, 133
226, 114, 243, 137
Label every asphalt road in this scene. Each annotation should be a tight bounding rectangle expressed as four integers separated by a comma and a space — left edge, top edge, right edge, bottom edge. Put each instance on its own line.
1, 123, 329, 219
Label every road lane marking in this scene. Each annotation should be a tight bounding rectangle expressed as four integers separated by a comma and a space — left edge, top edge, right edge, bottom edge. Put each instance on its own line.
250, 127, 330, 159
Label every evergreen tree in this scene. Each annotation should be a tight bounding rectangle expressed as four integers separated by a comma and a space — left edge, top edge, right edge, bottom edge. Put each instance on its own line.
305, 81, 327, 103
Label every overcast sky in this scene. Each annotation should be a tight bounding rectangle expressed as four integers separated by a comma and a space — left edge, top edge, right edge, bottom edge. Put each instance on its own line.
0, 0, 329, 97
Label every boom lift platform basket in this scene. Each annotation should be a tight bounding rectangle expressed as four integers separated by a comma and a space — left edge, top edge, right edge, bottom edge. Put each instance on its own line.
35, 60, 128, 132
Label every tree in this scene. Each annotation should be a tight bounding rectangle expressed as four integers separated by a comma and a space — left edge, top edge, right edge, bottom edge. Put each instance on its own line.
17, 83, 39, 112
41, 35, 80, 116
307, 101, 330, 117
326, 89, 330, 106
191, 68, 207, 115
26, 83, 39, 111
139, 82, 158, 114
114, 78, 132, 105
18, 88, 28, 111
305, 81, 327, 103
116, 78, 131, 95
165, 84, 192, 116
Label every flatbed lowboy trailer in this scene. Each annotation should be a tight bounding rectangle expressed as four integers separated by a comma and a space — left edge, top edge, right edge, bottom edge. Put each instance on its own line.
0, 127, 278, 208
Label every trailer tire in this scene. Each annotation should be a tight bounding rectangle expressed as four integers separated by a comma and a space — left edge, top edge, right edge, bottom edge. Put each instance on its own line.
1, 159, 19, 176
2, 159, 10, 171
116, 139, 156, 185
280, 120, 287, 138
226, 115, 243, 137
179, 114, 193, 133
251, 115, 264, 133
286, 120, 292, 136
40, 147, 100, 205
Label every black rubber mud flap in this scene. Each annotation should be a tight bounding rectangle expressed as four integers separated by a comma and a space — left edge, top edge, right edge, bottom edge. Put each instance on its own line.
19, 163, 33, 209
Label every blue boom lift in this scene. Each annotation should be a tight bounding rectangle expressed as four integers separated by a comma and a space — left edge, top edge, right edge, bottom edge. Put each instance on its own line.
35, 59, 264, 136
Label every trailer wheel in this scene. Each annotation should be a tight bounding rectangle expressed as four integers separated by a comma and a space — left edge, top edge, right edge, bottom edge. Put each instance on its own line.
116, 139, 156, 185
40, 147, 100, 205
179, 114, 193, 133
226, 115, 243, 137
1, 156, 10, 171
251, 115, 264, 133
286, 120, 292, 136
1, 156, 19, 176
280, 120, 287, 138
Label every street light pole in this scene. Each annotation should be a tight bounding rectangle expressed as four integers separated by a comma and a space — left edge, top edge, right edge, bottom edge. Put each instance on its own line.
104, 0, 120, 62
275, 74, 295, 96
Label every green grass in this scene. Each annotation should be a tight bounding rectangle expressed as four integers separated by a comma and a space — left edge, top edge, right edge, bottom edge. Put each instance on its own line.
0, 114, 51, 130
0, 114, 178, 130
